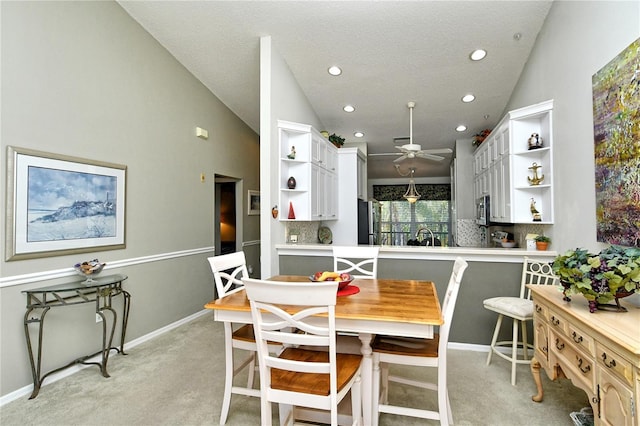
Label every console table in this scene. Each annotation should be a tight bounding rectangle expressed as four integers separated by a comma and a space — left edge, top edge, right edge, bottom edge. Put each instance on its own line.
23, 273, 130, 399
529, 285, 640, 425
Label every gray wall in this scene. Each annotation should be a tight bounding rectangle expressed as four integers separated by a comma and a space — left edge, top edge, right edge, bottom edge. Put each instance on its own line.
0, 2, 259, 397
504, 0, 639, 254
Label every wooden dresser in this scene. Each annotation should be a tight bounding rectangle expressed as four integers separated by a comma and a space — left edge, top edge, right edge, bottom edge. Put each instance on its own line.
529, 285, 640, 425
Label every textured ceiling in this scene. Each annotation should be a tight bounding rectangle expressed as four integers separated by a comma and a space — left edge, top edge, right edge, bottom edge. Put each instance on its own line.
119, 1, 552, 179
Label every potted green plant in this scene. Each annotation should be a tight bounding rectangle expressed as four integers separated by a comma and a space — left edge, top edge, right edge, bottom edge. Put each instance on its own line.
534, 235, 551, 250
328, 133, 345, 148
552, 245, 640, 312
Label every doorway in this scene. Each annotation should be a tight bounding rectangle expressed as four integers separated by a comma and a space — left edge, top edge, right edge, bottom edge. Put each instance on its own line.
214, 176, 241, 255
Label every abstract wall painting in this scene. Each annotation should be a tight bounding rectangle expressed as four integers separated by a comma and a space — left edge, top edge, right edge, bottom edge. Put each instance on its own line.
592, 37, 640, 247
5, 146, 126, 260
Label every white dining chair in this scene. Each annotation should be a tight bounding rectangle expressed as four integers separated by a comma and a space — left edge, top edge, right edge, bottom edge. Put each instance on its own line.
371, 257, 468, 426
332, 246, 379, 279
243, 277, 363, 426
208, 252, 280, 425
483, 257, 558, 385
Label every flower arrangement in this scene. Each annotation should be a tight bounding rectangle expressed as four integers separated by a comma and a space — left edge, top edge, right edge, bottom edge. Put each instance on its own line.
472, 129, 491, 147
552, 245, 640, 312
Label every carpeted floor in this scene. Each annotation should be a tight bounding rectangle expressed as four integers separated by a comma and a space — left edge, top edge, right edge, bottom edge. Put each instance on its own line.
0, 312, 590, 425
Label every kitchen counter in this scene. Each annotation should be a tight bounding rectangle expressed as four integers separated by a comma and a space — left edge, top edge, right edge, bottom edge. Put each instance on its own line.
276, 244, 556, 346
276, 244, 557, 263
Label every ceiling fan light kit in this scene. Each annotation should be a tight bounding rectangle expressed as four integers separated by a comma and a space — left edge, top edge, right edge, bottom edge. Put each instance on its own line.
403, 168, 421, 203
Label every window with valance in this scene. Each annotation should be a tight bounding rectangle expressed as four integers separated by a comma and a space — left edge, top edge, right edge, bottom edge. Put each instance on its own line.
372, 184, 451, 246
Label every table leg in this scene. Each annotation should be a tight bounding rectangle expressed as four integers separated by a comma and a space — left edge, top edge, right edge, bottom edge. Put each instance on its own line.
119, 290, 131, 355
530, 356, 544, 402
23, 306, 50, 399
358, 333, 373, 426
97, 305, 117, 377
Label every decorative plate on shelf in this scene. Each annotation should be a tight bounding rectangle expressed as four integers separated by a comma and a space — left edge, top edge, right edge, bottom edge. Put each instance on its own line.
318, 226, 332, 244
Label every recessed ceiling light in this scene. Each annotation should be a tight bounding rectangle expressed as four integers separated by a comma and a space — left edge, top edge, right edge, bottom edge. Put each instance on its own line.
354, 131, 364, 138
343, 105, 355, 113
470, 49, 487, 61
462, 94, 475, 103
456, 125, 467, 132
328, 65, 342, 76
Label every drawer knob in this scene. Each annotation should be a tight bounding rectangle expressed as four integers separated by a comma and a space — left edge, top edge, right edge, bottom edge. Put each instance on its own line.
535, 305, 542, 313
601, 352, 617, 368
571, 332, 583, 344
555, 338, 565, 351
551, 316, 560, 326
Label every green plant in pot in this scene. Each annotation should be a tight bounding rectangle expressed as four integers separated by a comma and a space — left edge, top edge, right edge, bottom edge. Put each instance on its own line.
534, 235, 551, 250
552, 245, 640, 312
328, 133, 345, 148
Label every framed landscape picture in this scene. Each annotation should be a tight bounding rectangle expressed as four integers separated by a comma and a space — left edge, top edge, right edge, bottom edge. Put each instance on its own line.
5, 146, 127, 260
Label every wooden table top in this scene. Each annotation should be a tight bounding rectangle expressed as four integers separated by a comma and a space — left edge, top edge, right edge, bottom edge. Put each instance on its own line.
204, 275, 443, 326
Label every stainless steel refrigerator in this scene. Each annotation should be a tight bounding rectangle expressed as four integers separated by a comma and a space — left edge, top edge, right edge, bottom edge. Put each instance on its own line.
357, 199, 381, 245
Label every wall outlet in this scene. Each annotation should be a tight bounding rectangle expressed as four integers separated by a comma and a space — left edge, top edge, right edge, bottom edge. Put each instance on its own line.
95, 313, 103, 323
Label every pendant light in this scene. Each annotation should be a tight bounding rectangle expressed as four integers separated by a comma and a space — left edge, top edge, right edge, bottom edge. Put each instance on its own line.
403, 168, 421, 203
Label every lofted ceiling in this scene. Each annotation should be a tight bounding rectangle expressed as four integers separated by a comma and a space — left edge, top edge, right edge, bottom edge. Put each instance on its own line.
119, 1, 552, 179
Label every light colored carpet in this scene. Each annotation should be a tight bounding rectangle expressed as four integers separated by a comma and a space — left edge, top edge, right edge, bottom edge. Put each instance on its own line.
0, 313, 589, 425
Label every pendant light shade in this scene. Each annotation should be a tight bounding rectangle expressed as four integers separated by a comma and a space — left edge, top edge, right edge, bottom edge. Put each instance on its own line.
403, 168, 421, 203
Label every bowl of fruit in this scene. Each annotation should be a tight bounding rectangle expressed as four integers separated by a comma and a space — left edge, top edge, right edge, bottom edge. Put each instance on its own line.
74, 259, 106, 282
309, 271, 354, 290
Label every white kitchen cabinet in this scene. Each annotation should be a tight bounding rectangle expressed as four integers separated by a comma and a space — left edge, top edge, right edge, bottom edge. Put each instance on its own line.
331, 147, 367, 245
473, 100, 554, 224
278, 120, 338, 221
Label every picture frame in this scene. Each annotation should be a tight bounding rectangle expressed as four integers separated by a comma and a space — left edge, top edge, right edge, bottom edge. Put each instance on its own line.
248, 190, 260, 216
5, 146, 127, 261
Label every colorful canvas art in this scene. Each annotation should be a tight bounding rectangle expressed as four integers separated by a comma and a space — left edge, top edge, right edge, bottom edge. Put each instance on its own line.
592, 37, 640, 247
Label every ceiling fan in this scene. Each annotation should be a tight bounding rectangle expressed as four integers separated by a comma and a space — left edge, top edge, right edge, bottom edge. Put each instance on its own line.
369, 101, 453, 163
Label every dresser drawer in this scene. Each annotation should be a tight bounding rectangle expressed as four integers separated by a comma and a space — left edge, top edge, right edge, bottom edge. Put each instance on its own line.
547, 308, 568, 336
550, 330, 596, 393
566, 322, 595, 357
597, 342, 634, 387
533, 300, 549, 322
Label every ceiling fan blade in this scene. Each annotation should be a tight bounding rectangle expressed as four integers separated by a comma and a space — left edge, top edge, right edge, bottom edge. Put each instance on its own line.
393, 154, 409, 163
416, 153, 444, 161
421, 148, 453, 155
368, 152, 403, 157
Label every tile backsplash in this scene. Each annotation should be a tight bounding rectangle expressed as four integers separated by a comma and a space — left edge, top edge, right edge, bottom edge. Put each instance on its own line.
285, 222, 321, 244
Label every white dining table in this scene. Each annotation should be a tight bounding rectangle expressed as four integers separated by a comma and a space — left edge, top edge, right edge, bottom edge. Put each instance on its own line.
204, 275, 443, 425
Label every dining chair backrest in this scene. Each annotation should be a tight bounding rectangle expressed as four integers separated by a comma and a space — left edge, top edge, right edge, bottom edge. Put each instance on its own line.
439, 257, 468, 349
521, 257, 557, 300
243, 277, 339, 376
243, 278, 356, 425
332, 246, 380, 279
207, 251, 249, 298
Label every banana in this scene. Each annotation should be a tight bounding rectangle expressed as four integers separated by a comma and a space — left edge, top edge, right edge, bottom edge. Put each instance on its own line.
318, 271, 340, 281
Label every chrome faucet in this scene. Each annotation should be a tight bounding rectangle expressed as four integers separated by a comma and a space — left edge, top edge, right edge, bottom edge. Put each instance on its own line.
415, 227, 435, 247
